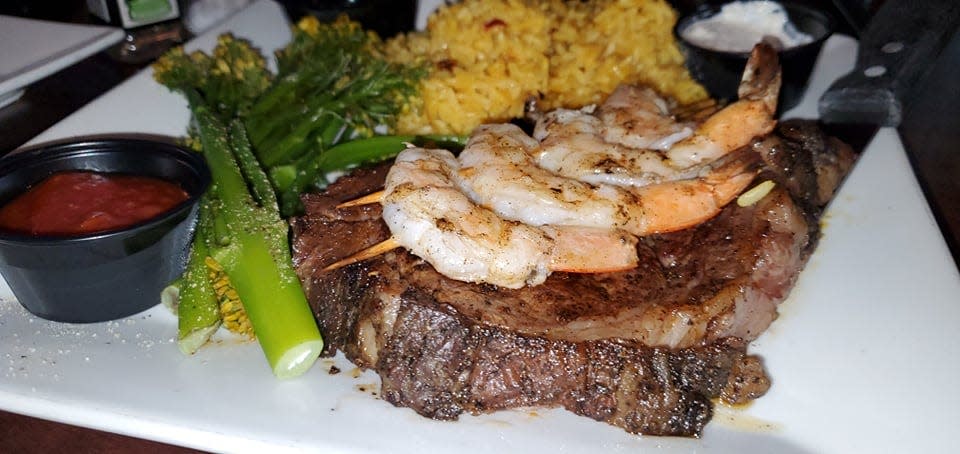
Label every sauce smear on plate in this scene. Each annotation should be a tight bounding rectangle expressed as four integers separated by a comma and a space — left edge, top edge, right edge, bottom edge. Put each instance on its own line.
0, 171, 189, 236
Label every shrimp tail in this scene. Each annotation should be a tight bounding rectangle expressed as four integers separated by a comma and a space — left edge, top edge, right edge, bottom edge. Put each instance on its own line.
702, 147, 763, 207
542, 226, 639, 274
630, 147, 761, 235
738, 42, 782, 114
666, 43, 782, 169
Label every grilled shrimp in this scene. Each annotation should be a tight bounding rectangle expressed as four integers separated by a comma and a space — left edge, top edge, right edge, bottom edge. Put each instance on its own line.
666, 43, 782, 168
382, 147, 638, 289
531, 43, 781, 187
379, 43, 778, 288
458, 123, 759, 236
532, 105, 696, 188
534, 85, 693, 156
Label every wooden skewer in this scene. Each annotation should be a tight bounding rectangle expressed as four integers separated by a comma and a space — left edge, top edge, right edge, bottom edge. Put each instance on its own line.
336, 190, 385, 208
325, 190, 395, 271
688, 105, 721, 122
673, 99, 721, 122
673, 98, 717, 116
323, 237, 400, 271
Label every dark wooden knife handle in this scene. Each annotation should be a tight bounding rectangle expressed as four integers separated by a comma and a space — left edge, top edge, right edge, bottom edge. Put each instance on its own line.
819, 0, 960, 125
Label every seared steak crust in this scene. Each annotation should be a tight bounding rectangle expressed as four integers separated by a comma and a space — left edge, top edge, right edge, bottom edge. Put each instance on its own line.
302, 243, 766, 435
291, 120, 855, 436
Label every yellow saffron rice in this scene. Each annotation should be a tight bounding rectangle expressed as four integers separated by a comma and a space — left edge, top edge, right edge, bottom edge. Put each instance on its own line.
385, 0, 709, 136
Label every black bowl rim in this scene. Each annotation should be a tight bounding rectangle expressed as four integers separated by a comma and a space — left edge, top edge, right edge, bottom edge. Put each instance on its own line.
674, 0, 836, 58
0, 138, 210, 245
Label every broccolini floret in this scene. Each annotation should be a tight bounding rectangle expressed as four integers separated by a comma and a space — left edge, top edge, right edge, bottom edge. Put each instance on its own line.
153, 34, 272, 123
207, 256, 253, 337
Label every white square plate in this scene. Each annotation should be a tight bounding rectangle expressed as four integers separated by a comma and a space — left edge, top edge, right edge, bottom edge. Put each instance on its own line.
3, 1, 958, 452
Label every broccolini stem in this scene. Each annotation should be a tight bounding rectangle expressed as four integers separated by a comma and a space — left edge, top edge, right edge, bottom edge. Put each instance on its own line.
209, 197, 231, 247
229, 118, 278, 212
248, 60, 346, 121
247, 83, 338, 146
253, 88, 345, 167
246, 106, 302, 146
245, 58, 348, 150
256, 108, 330, 167
317, 134, 468, 173
194, 105, 323, 378
246, 73, 301, 118
268, 164, 297, 198
273, 115, 346, 214
317, 113, 347, 147
277, 154, 323, 217
177, 195, 221, 355
269, 134, 467, 216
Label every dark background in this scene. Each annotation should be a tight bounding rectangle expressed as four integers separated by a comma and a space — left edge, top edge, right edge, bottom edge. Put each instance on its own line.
0, 0, 885, 153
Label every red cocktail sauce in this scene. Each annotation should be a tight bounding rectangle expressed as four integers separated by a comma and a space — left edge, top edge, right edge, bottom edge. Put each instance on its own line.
0, 171, 189, 236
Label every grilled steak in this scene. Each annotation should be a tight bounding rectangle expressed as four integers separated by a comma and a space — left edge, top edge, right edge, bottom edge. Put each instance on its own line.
291, 119, 856, 436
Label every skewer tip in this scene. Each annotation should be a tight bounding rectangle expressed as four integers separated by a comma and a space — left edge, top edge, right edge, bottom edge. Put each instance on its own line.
336, 190, 385, 209
322, 237, 400, 271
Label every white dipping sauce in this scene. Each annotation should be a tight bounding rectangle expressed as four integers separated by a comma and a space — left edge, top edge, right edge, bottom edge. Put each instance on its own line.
681, 1, 814, 53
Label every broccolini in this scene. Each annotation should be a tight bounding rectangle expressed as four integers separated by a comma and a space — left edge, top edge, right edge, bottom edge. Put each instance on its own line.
153, 16, 428, 377
244, 15, 424, 216
154, 35, 322, 378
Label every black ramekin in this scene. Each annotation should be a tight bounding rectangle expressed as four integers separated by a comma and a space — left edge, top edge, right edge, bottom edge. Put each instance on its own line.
675, 1, 835, 113
0, 139, 210, 323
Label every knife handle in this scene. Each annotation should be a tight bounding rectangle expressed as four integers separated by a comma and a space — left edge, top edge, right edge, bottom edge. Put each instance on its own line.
818, 0, 960, 126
